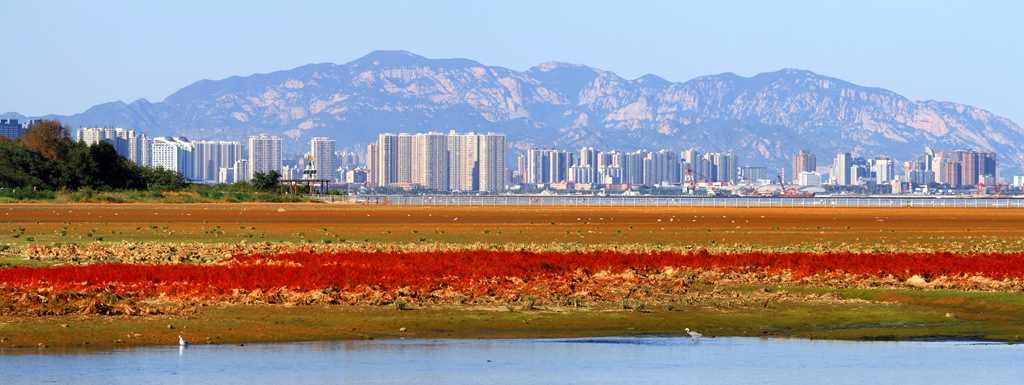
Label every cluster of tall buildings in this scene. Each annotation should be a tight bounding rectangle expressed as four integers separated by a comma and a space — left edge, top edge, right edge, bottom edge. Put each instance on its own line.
74, 127, 360, 185
516, 148, 747, 188
819, 147, 997, 187
76, 127, 152, 168
367, 131, 506, 191
909, 147, 998, 187
40, 125, 1013, 192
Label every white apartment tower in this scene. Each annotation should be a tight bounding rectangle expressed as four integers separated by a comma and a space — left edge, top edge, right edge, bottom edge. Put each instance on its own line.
623, 150, 647, 185
233, 159, 250, 183
478, 133, 506, 191
76, 127, 149, 167
643, 150, 680, 186
872, 158, 896, 183
448, 131, 480, 191
412, 132, 449, 190
526, 149, 550, 184
193, 140, 243, 182
310, 137, 336, 181
368, 131, 506, 191
373, 134, 399, 186
833, 152, 852, 185
151, 137, 195, 178
396, 134, 413, 184
248, 134, 282, 179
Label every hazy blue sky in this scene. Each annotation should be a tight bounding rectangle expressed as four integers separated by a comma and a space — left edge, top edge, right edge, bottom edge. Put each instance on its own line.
2, 0, 1022, 124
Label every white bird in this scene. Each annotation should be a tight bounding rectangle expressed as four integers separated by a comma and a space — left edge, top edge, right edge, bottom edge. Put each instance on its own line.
685, 328, 703, 341
178, 335, 190, 346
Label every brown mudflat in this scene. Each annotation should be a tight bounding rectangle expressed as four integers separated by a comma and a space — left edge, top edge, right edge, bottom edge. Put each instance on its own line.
1, 203, 1021, 251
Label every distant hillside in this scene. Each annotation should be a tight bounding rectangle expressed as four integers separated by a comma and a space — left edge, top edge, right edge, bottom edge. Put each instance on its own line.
4, 50, 1022, 175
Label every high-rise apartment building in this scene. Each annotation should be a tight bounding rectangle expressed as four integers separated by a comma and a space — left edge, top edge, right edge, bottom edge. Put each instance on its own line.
572, 147, 599, 184
396, 134, 413, 184
477, 133, 506, 191
643, 150, 680, 186
374, 133, 413, 185
448, 132, 480, 190
0, 119, 25, 139
526, 149, 575, 184
956, 150, 980, 186
411, 132, 449, 190
703, 153, 738, 183
369, 131, 506, 191
792, 150, 816, 184
597, 150, 625, 184
248, 134, 282, 179
76, 127, 149, 167
833, 152, 852, 185
872, 157, 896, 183
151, 137, 194, 178
310, 137, 336, 181
219, 167, 234, 184
621, 150, 646, 185
233, 159, 250, 183
336, 151, 360, 170
366, 142, 379, 186
193, 140, 243, 182
680, 149, 701, 183
980, 151, 997, 181
942, 161, 962, 186
526, 149, 552, 184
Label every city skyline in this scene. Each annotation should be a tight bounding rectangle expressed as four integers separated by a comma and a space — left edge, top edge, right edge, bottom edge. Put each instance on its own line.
62, 123, 1011, 191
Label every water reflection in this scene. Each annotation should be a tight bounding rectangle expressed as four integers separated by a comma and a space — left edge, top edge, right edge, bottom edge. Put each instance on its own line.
2, 337, 1023, 384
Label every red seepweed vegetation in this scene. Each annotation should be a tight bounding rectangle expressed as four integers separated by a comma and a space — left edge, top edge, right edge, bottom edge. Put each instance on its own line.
3, 250, 1024, 300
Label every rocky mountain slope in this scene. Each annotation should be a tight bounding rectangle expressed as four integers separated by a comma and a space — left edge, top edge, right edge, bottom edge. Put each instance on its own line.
4, 50, 1022, 175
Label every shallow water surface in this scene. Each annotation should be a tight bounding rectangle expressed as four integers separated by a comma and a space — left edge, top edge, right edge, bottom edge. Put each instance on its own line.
3, 337, 1022, 384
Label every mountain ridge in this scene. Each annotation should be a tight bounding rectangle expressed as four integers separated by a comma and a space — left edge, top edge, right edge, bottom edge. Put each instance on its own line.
3, 50, 1021, 176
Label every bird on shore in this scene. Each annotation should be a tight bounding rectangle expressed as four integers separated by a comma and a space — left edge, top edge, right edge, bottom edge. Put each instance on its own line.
685, 328, 703, 341
179, 335, 190, 346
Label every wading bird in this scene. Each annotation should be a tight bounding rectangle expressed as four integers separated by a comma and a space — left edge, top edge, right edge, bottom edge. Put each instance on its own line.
179, 335, 190, 346
685, 328, 702, 341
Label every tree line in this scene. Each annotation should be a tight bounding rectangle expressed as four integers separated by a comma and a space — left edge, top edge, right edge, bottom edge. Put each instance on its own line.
0, 120, 187, 193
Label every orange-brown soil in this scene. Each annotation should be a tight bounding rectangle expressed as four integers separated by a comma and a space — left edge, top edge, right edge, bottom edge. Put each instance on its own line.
1, 203, 1022, 253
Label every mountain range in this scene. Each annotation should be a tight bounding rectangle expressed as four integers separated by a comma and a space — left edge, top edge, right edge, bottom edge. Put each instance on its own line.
4, 50, 1022, 176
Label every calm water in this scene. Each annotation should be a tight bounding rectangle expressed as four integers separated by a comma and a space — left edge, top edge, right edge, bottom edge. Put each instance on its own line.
3, 337, 1023, 384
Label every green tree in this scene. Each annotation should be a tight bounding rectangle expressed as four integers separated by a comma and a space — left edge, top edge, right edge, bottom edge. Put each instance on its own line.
251, 170, 281, 192
88, 141, 142, 189
0, 138, 54, 189
140, 166, 188, 191
60, 142, 97, 189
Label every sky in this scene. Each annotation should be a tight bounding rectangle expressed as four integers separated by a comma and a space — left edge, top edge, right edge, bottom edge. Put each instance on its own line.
2, 0, 1022, 125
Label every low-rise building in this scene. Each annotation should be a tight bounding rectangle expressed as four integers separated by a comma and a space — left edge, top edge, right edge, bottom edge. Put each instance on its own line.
797, 171, 822, 186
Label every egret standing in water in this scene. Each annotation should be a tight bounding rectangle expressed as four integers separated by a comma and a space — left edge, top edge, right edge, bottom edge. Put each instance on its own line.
179, 335, 190, 346
685, 328, 703, 341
